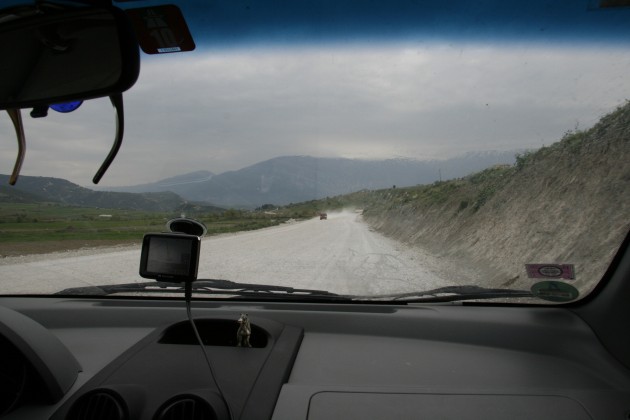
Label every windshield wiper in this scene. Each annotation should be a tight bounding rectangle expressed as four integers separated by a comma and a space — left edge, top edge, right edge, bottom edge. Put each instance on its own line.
55, 279, 349, 301
56, 282, 532, 303
355, 285, 533, 303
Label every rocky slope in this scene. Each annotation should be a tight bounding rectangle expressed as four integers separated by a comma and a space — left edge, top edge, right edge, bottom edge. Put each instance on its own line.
362, 102, 630, 294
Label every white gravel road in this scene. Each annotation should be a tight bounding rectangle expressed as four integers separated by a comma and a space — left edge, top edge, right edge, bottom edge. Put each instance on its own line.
0, 211, 471, 296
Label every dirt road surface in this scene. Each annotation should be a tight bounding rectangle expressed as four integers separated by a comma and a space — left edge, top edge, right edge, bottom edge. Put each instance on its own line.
0, 212, 473, 296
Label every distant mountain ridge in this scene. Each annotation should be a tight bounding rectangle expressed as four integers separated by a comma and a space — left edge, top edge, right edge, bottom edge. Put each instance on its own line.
106, 152, 519, 208
0, 174, 222, 213
109, 170, 215, 193
2, 152, 520, 210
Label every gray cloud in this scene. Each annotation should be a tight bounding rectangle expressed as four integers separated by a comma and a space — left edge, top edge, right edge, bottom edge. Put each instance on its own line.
1, 43, 628, 186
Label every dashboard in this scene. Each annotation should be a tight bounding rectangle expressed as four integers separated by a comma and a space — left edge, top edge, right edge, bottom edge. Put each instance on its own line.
1, 295, 629, 420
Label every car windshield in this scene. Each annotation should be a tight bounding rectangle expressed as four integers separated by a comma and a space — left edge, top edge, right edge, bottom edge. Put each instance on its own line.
0, 0, 629, 303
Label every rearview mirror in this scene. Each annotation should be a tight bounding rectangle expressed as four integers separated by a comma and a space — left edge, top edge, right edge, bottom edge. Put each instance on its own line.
0, 4, 140, 110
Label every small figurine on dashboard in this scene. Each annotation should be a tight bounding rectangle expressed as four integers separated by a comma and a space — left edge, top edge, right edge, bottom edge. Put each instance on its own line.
237, 313, 252, 347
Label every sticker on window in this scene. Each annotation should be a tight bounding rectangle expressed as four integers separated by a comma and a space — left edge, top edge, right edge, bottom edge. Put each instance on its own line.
126, 5, 195, 55
525, 264, 575, 280
531, 281, 579, 302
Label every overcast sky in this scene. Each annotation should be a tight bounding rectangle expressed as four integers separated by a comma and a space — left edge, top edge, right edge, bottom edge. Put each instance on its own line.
1, 42, 629, 187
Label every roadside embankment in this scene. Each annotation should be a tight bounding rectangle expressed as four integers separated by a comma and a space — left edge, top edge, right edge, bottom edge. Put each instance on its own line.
363, 102, 630, 293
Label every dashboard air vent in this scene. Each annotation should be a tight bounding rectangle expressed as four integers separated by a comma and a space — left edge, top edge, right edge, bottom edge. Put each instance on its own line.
66, 390, 127, 420
0, 335, 28, 416
155, 395, 217, 420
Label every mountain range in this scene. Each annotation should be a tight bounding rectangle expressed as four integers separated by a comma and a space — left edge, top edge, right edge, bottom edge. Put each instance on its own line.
103, 151, 519, 208
1, 151, 519, 210
0, 175, 222, 213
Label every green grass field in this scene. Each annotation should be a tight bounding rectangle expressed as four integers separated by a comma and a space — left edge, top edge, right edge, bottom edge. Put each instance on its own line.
0, 202, 291, 256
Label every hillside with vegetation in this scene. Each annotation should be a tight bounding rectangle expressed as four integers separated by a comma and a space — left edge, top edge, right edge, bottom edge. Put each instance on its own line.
0, 174, 222, 213
354, 102, 630, 292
